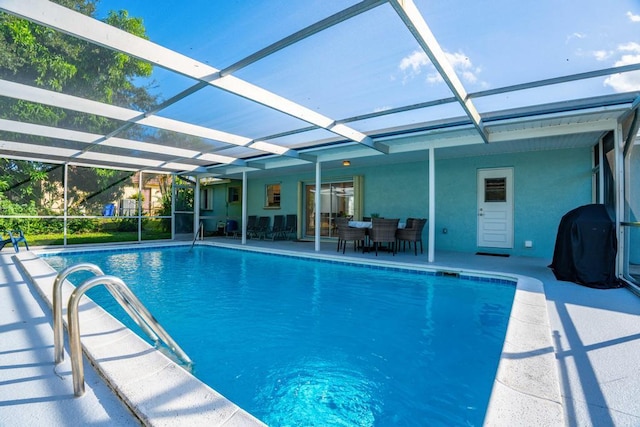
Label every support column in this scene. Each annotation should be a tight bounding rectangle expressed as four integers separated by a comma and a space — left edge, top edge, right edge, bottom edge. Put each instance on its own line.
241, 171, 247, 245
171, 174, 176, 239
63, 163, 68, 247
138, 171, 144, 242
194, 176, 200, 240
428, 148, 435, 263
315, 161, 321, 252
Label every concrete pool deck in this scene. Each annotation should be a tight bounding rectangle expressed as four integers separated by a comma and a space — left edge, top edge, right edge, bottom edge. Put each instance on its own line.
1, 238, 640, 426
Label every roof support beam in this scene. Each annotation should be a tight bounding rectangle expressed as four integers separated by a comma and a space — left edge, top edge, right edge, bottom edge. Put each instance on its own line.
0, 140, 206, 172
0, 118, 245, 167
0, 0, 380, 153
472, 63, 640, 99
0, 79, 251, 146
389, 0, 489, 143
0, 79, 310, 163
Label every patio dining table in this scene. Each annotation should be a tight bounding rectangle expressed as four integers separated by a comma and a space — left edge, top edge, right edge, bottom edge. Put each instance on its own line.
348, 221, 406, 229
348, 220, 406, 254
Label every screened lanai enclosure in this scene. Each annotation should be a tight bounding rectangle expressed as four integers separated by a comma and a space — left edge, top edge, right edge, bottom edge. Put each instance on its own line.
0, 0, 638, 285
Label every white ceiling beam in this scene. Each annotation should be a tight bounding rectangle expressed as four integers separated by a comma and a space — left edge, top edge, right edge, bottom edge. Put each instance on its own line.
0, 79, 258, 150
389, 135, 484, 153
0, 77, 312, 163
0, 140, 205, 172
389, 0, 489, 143
488, 120, 617, 143
472, 63, 640, 99
0, 118, 245, 166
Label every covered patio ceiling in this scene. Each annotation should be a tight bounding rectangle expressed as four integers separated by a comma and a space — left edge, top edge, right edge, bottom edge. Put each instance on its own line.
0, 0, 639, 179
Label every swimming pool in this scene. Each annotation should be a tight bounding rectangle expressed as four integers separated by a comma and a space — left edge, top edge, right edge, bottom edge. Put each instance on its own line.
45, 245, 515, 426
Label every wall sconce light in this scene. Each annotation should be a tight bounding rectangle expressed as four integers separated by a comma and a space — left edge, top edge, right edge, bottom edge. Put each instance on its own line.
342, 160, 351, 166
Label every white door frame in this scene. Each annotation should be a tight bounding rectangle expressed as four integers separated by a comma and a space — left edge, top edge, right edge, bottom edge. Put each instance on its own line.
477, 167, 514, 249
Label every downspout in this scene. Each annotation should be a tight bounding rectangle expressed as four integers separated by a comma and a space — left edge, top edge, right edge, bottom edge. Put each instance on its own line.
614, 122, 625, 277
598, 137, 604, 204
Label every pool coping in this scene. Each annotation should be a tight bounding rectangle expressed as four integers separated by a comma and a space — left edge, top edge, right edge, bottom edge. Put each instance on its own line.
17, 241, 563, 426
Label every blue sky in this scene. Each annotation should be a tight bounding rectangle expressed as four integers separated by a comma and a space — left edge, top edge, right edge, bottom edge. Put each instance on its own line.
95, 0, 640, 136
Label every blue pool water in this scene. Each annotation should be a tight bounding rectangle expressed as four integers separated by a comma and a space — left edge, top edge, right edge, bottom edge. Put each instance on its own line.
45, 246, 515, 426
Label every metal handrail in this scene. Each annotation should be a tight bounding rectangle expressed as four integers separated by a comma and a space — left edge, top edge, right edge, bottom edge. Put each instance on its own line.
53, 263, 159, 364
190, 221, 204, 250
67, 274, 192, 396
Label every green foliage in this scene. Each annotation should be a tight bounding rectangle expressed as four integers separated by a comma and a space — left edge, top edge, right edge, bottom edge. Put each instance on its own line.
116, 218, 138, 232
0, 0, 160, 237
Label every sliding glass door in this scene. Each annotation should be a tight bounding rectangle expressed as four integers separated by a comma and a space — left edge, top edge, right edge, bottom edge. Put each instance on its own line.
304, 181, 354, 237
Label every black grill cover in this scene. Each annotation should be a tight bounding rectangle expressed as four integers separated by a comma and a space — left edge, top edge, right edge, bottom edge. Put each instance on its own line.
549, 204, 621, 289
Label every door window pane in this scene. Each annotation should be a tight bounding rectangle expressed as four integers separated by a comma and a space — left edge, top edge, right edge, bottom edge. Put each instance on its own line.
485, 178, 506, 202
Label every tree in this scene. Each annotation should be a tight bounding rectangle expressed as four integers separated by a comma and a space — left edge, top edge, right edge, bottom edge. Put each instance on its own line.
0, 0, 159, 221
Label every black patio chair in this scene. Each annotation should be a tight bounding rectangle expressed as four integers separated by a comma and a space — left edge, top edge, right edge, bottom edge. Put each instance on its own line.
284, 214, 297, 240
335, 217, 366, 254
269, 215, 286, 240
253, 216, 271, 240
370, 218, 399, 256
396, 218, 427, 255
234, 215, 257, 239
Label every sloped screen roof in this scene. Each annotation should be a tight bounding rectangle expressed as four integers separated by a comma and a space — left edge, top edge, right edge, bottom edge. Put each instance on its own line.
0, 0, 638, 177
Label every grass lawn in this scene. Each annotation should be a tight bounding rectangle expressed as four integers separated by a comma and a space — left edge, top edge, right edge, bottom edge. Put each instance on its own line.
27, 231, 172, 246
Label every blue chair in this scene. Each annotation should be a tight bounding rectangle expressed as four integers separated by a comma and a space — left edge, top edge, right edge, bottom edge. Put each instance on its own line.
0, 230, 29, 253
0, 231, 12, 251
102, 203, 115, 216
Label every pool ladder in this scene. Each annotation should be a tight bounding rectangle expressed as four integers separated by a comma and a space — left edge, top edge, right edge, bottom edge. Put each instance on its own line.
53, 263, 193, 396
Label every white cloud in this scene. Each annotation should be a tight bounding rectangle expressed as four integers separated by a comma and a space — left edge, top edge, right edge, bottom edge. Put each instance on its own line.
627, 11, 640, 22
398, 49, 486, 88
373, 106, 391, 113
603, 42, 640, 92
566, 32, 586, 44
593, 50, 611, 61
619, 41, 640, 53
399, 50, 430, 77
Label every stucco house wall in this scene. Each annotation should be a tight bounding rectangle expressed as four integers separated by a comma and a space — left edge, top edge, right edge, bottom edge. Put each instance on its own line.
241, 146, 593, 259
435, 147, 592, 258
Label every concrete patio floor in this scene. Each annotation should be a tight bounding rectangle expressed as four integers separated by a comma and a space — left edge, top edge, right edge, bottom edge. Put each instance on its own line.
1, 236, 640, 426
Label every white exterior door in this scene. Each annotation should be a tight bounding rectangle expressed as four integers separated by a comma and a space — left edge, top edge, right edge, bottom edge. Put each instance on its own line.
477, 168, 514, 249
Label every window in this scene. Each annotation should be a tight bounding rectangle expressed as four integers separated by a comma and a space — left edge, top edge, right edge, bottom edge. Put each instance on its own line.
265, 183, 281, 208
484, 178, 506, 202
228, 186, 240, 203
200, 188, 213, 210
